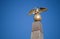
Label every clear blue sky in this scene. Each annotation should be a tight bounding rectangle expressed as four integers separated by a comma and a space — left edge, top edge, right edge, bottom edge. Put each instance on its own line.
0, 0, 60, 39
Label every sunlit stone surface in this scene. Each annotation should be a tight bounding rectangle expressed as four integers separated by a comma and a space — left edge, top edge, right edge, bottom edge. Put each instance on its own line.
31, 21, 43, 39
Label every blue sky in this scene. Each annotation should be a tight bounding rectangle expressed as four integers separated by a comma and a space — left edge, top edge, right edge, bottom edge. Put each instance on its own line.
0, 0, 60, 39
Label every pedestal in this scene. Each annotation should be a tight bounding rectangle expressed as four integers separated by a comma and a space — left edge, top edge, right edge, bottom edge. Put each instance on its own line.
31, 21, 43, 39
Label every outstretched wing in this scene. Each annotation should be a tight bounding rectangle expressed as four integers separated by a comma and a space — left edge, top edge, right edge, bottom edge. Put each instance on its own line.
29, 9, 35, 15
39, 7, 47, 13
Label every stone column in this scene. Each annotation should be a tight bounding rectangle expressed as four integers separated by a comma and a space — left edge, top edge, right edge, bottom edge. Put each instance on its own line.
31, 21, 43, 39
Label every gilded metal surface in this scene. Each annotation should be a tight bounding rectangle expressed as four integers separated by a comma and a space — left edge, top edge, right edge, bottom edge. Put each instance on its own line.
34, 14, 41, 21
29, 7, 47, 21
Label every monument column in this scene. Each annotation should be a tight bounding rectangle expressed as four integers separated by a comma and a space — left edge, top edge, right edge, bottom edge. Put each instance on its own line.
31, 21, 43, 39
28, 7, 47, 39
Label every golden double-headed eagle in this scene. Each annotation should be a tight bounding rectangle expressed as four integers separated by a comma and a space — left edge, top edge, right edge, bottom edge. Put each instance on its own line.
29, 7, 47, 21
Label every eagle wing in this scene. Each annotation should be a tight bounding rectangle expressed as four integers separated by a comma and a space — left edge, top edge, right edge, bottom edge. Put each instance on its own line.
39, 7, 47, 13
29, 9, 35, 15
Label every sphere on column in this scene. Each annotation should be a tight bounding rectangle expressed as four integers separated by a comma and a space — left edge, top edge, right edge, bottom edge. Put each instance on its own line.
34, 14, 41, 21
